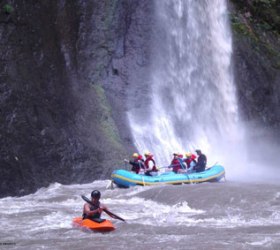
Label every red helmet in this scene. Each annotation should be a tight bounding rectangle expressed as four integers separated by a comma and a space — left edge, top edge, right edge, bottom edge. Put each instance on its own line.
191, 154, 196, 160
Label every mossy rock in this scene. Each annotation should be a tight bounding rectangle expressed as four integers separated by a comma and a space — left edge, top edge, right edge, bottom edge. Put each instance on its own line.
92, 84, 123, 150
3, 4, 14, 14
230, 0, 280, 33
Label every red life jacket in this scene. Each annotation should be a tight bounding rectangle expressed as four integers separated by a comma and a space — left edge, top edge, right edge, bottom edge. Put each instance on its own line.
184, 154, 197, 168
171, 158, 181, 173
144, 157, 157, 171
191, 154, 196, 160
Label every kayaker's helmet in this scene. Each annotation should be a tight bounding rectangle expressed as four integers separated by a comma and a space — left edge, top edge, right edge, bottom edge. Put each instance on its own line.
91, 190, 101, 199
185, 152, 192, 157
132, 153, 139, 158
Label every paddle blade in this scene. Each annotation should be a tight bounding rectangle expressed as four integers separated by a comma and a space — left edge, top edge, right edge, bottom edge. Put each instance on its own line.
103, 209, 126, 222
81, 195, 93, 205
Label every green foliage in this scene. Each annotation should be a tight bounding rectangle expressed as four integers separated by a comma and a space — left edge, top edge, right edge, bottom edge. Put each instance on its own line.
253, 0, 276, 6
258, 22, 273, 31
94, 84, 111, 114
231, 0, 280, 33
230, 2, 280, 69
3, 4, 14, 14
232, 22, 249, 35
264, 45, 280, 69
230, 14, 258, 41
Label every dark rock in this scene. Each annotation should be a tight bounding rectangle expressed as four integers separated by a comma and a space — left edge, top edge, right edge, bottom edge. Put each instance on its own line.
0, 0, 153, 197
229, 0, 280, 140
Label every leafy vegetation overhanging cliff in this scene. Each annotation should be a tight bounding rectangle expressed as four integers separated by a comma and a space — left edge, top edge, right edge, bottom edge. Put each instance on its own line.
230, 0, 280, 132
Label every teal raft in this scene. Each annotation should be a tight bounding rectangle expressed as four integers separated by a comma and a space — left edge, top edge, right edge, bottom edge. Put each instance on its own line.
111, 165, 225, 188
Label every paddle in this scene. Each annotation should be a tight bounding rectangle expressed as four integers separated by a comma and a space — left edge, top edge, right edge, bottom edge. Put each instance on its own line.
81, 195, 126, 222
159, 162, 185, 170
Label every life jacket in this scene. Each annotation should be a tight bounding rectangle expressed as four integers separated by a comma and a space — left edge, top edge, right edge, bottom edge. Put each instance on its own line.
130, 158, 145, 174
82, 201, 101, 220
144, 157, 157, 171
171, 158, 185, 173
185, 154, 197, 168
195, 154, 207, 172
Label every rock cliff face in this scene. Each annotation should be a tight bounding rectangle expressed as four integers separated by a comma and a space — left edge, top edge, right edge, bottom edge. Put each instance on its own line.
0, 0, 279, 197
0, 0, 153, 197
228, 0, 280, 164
229, 0, 280, 137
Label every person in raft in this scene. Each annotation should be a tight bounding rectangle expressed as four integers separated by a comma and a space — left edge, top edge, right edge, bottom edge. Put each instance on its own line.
82, 190, 107, 222
144, 151, 158, 176
169, 153, 187, 173
193, 149, 207, 172
184, 152, 197, 173
124, 153, 145, 174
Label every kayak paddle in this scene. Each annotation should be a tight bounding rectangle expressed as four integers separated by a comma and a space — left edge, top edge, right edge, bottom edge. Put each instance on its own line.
81, 195, 126, 222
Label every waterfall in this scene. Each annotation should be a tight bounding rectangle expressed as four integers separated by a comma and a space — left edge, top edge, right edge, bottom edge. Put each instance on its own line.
128, 0, 243, 167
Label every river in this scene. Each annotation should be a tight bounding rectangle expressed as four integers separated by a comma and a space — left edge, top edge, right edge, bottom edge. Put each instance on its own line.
1, 179, 280, 249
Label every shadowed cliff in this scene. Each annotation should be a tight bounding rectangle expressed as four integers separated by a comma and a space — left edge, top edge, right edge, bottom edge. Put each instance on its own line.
229, 0, 280, 164
0, 0, 153, 197
230, 0, 280, 132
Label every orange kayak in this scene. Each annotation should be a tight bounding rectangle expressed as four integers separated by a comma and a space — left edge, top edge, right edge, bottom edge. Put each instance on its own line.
72, 217, 115, 232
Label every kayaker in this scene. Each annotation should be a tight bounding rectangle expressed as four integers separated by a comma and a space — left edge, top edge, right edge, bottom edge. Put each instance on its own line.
193, 149, 207, 172
169, 153, 186, 173
144, 151, 158, 176
124, 153, 145, 174
83, 190, 107, 221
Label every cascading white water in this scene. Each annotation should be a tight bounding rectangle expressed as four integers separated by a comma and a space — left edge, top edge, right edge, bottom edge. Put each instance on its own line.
128, 0, 244, 168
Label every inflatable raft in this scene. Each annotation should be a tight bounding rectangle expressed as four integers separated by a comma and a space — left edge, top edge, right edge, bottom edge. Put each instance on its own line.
111, 165, 225, 188
72, 217, 115, 232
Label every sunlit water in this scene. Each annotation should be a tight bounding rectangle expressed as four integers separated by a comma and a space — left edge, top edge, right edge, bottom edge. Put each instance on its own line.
1, 181, 280, 249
